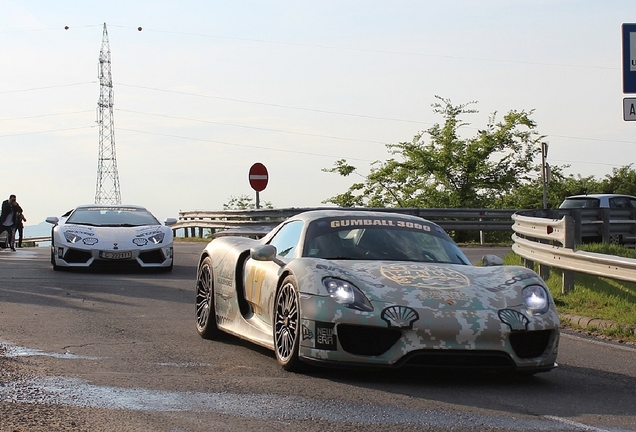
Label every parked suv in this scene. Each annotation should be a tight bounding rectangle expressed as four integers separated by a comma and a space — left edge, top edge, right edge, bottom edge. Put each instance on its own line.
558, 194, 636, 245
559, 194, 636, 209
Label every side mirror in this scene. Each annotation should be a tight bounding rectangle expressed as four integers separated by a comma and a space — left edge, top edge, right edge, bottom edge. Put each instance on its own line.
250, 244, 277, 261
164, 217, 178, 226
481, 254, 504, 266
250, 244, 286, 267
45, 216, 59, 225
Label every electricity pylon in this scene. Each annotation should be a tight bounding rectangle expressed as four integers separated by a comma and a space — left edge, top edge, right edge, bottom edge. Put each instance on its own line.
95, 23, 121, 204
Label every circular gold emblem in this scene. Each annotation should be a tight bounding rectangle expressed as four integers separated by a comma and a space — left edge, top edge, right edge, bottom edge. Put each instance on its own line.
380, 264, 470, 289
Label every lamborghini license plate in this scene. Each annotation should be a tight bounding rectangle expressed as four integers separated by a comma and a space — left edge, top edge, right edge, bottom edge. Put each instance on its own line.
99, 251, 133, 260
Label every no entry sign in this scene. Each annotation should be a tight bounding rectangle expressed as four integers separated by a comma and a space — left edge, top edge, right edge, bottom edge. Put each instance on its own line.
249, 162, 268, 192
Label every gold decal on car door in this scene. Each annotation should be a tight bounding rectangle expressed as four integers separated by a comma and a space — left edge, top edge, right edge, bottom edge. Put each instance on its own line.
246, 266, 265, 314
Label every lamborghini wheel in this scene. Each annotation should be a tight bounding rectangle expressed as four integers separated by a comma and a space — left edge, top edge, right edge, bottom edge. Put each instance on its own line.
50, 243, 60, 271
195, 256, 221, 339
274, 275, 303, 371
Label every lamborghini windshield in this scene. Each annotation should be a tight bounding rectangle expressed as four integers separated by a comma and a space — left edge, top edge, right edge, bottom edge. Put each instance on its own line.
66, 207, 160, 227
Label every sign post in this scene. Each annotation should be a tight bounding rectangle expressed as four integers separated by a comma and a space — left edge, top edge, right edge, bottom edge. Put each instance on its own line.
248, 162, 268, 209
623, 23, 636, 93
622, 24, 636, 121
624, 98, 636, 121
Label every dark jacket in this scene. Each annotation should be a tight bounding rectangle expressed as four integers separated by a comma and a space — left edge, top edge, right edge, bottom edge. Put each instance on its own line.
0, 200, 19, 226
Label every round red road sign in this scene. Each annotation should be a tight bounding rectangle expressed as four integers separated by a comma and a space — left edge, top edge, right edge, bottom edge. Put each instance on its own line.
249, 162, 268, 192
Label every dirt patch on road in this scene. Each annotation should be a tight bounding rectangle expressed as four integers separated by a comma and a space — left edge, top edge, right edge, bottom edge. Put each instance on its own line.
0, 347, 156, 432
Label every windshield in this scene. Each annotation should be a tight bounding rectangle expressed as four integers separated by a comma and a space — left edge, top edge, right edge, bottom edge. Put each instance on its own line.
559, 198, 600, 209
303, 217, 470, 264
66, 207, 160, 227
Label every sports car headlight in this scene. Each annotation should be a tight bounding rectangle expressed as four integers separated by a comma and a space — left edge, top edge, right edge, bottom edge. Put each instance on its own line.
63, 231, 98, 245
523, 285, 549, 315
64, 232, 82, 244
148, 232, 165, 244
323, 278, 373, 312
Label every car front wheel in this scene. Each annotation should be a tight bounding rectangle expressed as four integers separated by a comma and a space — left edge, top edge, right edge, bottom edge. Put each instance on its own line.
50, 243, 60, 271
195, 256, 221, 339
274, 276, 303, 371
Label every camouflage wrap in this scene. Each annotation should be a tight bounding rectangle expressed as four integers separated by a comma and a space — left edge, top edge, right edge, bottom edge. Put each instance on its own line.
292, 260, 558, 369
200, 210, 559, 372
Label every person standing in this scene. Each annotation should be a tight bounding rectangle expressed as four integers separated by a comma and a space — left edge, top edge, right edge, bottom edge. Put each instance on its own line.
0, 194, 19, 251
13, 204, 26, 248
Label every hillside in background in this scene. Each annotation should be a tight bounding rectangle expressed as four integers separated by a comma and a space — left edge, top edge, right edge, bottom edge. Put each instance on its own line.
23, 221, 51, 238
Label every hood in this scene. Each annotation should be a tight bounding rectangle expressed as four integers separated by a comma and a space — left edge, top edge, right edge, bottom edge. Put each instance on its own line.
61, 224, 169, 245
301, 259, 545, 310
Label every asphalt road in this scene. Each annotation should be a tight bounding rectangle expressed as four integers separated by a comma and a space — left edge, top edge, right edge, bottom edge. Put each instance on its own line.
0, 244, 635, 432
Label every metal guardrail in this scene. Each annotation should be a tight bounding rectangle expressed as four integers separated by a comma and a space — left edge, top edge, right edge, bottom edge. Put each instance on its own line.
511, 213, 636, 292
24, 236, 51, 243
517, 208, 636, 246
174, 208, 636, 293
0, 234, 50, 247
13, 211, 636, 294
171, 207, 519, 239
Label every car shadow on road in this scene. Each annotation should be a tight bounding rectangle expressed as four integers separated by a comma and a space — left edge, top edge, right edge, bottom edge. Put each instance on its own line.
309, 362, 636, 420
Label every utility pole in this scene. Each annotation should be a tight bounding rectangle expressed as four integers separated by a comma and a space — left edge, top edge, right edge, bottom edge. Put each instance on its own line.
541, 142, 549, 210
95, 23, 121, 204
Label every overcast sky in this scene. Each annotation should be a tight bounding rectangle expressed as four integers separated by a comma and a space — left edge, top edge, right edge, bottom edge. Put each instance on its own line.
1, 1, 635, 224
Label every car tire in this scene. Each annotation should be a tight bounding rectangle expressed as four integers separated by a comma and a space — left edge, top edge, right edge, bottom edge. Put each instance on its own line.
274, 275, 303, 372
195, 256, 222, 339
50, 245, 60, 271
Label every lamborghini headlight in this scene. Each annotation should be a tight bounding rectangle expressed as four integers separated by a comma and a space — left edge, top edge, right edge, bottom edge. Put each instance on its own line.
323, 278, 373, 312
148, 232, 165, 244
64, 231, 82, 244
523, 285, 549, 315
63, 231, 98, 245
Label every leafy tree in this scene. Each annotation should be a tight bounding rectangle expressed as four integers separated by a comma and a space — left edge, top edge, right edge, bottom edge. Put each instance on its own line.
500, 166, 599, 209
601, 164, 636, 196
223, 195, 273, 210
502, 164, 636, 210
323, 96, 547, 209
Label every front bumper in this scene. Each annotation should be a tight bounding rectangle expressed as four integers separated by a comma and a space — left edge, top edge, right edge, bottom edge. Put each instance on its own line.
298, 294, 560, 372
52, 244, 173, 268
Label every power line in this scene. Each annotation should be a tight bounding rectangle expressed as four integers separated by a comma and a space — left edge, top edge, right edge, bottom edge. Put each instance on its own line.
138, 27, 617, 71
0, 24, 103, 33
0, 125, 94, 138
0, 123, 628, 172
116, 108, 391, 145
117, 127, 377, 163
0, 110, 93, 122
3, 23, 616, 71
550, 158, 624, 168
114, 83, 431, 125
114, 84, 636, 147
0, 82, 95, 94
546, 134, 636, 145
5, 81, 636, 148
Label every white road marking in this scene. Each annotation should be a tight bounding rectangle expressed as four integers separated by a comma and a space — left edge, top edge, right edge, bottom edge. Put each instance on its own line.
543, 415, 613, 432
561, 332, 636, 353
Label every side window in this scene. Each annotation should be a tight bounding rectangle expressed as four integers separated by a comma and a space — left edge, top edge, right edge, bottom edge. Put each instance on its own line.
610, 197, 629, 209
585, 199, 600, 208
268, 221, 303, 258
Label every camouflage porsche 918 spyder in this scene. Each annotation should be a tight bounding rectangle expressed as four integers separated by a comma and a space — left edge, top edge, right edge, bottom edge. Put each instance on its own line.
195, 210, 559, 374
